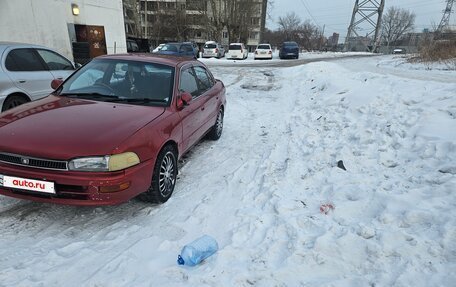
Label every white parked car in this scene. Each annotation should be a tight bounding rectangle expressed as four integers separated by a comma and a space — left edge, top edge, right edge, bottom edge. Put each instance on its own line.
202, 41, 225, 58
0, 42, 78, 112
227, 43, 248, 60
254, 44, 273, 60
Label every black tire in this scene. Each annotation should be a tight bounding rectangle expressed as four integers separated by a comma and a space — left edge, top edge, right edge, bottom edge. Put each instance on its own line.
139, 145, 178, 204
207, 107, 224, 140
2, 94, 29, 112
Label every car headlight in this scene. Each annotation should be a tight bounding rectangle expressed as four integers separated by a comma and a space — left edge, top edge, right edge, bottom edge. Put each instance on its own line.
68, 152, 140, 172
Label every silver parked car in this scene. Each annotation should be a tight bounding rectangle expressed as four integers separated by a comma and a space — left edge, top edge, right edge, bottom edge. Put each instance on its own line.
202, 41, 225, 58
0, 42, 78, 112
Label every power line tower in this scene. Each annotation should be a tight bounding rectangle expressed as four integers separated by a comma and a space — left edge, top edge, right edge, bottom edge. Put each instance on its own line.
437, 0, 454, 32
344, 0, 385, 52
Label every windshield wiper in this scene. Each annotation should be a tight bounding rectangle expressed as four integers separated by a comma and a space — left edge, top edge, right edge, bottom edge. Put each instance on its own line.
60, 93, 119, 100
107, 98, 167, 104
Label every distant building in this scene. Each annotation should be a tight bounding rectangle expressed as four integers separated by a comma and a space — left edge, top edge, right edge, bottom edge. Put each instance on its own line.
0, 0, 127, 62
327, 33, 340, 46
127, 0, 267, 51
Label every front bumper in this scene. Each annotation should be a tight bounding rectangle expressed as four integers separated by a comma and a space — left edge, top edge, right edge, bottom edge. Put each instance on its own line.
0, 159, 155, 206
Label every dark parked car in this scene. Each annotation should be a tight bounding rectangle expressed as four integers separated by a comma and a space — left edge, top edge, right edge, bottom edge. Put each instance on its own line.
183, 41, 200, 58
154, 42, 197, 58
279, 41, 299, 59
0, 54, 226, 206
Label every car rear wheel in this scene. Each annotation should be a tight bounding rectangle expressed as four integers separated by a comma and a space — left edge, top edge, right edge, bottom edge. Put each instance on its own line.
207, 107, 224, 140
139, 145, 178, 204
2, 94, 29, 112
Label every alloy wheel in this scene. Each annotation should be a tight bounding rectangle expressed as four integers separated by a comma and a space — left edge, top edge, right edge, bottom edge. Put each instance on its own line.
158, 151, 176, 197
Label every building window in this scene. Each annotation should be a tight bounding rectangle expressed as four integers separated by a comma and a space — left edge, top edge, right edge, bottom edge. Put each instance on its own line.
251, 17, 260, 25
222, 32, 228, 39
249, 32, 259, 39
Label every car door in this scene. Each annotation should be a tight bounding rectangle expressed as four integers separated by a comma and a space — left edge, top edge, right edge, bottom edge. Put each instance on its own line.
3, 48, 55, 101
35, 49, 75, 82
180, 45, 194, 57
178, 65, 207, 150
192, 65, 217, 132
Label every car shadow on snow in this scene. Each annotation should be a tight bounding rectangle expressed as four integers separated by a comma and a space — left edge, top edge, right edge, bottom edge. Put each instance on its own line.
0, 140, 212, 234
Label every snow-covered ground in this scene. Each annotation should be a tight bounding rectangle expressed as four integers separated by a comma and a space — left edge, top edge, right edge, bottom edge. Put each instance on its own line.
0, 55, 455, 286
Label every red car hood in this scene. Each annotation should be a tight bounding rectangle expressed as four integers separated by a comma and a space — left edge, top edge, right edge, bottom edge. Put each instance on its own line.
0, 96, 165, 159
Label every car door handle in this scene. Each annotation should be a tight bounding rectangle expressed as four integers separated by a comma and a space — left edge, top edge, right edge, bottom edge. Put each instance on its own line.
18, 80, 26, 83
201, 106, 205, 111
57, 77, 63, 80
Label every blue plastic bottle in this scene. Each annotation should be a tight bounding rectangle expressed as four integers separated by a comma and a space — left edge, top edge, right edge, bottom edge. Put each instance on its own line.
177, 235, 219, 266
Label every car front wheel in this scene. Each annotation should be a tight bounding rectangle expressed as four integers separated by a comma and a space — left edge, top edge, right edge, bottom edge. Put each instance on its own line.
139, 145, 178, 203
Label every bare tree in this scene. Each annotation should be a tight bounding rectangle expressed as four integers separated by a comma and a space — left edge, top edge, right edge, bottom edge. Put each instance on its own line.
382, 6, 416, 49
278, 12, 301, 40
123, 0, 142, 38
273, 13, 323, 50
203, 0, 262, 44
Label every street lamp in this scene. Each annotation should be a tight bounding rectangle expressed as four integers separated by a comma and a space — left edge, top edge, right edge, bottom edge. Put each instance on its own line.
72, 4, 80, 16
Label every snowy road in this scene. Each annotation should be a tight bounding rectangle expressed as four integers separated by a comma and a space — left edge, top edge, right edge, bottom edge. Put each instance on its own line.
0, 55, 455, 286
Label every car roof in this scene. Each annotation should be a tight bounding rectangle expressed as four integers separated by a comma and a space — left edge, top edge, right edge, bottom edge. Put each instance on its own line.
0, 42, 64, 56
283, 41, 298, 45
257, 43, 271, 47
0, 41, 52, 49
96, 53, 197, 67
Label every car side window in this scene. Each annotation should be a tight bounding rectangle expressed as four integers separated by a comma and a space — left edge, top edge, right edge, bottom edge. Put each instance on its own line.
193, 66, 214, 93
179, 68, 199, 98
5, 48, 47, 72
180, 45, 192, 54
36, 49, 74, 71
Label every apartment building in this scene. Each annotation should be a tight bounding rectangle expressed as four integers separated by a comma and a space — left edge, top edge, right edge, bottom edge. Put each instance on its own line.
125, 0, 267, 51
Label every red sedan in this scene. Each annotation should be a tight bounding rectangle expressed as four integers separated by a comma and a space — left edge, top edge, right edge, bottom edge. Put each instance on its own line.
0, 54, 226, 205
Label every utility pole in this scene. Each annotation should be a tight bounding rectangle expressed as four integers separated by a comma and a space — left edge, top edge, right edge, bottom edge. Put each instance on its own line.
344, 0, 385, 52
437, 0, 454, 32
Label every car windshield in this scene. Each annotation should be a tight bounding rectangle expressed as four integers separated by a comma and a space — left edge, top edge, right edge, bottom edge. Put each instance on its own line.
160, 44, 179, 52
257, 45, 270, 49
205, 43, 217, 49
284, 42, 298, 48
57, 59, 175, 106
229, 44, 242, 50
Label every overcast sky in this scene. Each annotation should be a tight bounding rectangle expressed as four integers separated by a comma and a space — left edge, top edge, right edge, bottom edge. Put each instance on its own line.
267, 0, 455, 41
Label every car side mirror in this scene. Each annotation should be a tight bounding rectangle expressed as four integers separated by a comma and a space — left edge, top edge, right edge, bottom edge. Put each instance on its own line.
181, 92, 192, 105
51, 78, 64, 90
177, 92, 192, 110
74, 62, 82, 69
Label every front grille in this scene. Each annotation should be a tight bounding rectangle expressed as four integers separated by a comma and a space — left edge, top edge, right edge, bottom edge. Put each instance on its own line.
56, 184, 89, 200
0, 152, 68, 171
